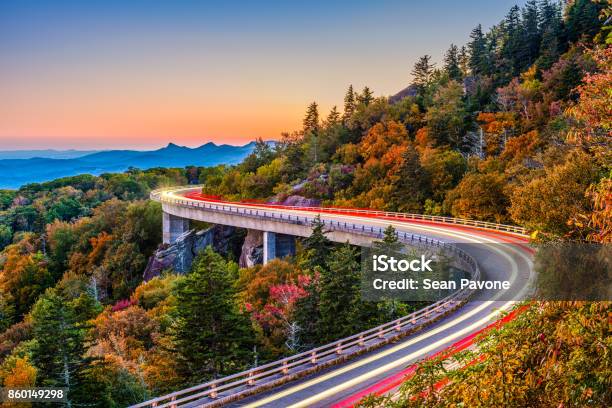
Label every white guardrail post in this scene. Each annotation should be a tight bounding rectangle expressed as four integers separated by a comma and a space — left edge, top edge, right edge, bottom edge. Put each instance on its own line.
129, 186, 526, 408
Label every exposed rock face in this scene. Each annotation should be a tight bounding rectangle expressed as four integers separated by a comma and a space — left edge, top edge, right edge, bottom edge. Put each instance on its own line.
143, 225, 235, 281
277, 195, 321, 208
239, 229, 263, 268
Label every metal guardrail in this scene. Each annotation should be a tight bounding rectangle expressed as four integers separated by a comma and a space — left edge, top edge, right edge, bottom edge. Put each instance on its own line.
129, 187, 498, 408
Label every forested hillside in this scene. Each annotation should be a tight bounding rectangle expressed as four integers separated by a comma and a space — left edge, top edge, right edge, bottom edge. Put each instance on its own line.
0, 1, 609, 406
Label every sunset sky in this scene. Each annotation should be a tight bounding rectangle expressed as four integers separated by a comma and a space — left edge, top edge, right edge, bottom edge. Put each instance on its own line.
1, 1, 525, 150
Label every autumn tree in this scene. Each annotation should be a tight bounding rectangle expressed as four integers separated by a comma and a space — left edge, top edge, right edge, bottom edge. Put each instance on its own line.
445, 170, 509, 222
419, 146, 467, 202
509, 150, 599, 234
565, 46, 611, 166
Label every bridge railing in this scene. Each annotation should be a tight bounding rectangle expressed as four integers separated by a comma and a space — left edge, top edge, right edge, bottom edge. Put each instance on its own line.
130, 188, 484, 408
151, 186, 527, 236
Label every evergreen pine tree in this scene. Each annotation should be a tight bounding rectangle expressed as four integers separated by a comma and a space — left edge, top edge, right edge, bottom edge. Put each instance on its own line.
325, 106, 340, 128
519, 0, 542, 70
303, 102, 320, 163
172, 247, 253, 383
444, 44, 463, 81
303, 102, 320, 135
342, 85, 356, 124
293, 269, 321, 347
565, 0, 604, 43
303, 215, 332, 271
468, 25, 488, 76
411, 55, 435, 91
537, 0, 564, 69
357, 86, 374, 106
318, 243, 362, 342
502, 5, 523, 75
372, 225, 403, 253
30, 289, 101, 407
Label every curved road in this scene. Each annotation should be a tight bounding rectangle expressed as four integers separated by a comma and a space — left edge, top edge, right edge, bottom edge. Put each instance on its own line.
151, 188, 533, 408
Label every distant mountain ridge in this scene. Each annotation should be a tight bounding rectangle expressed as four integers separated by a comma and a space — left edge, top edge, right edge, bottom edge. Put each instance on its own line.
0, 142, 263, 189
0, 149, 101, 160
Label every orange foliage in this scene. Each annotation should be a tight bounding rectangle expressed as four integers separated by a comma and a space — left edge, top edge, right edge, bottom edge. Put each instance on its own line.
2, 357, 36, 388
237, 259, 298, 310
566, 46, 612, 165
88, 232, 113, 265
1, 356, 37, 408
381, 144, 408, 176
415, 127, 435, 148
477, 112, 516, 134
360, 121, 409, 161
91, 305, 158, 348
500, 130, 543, 163
477, 112, 517, 156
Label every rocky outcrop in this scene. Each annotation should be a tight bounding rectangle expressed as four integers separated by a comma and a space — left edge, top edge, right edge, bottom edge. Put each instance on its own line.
239, 229, 263, 268
143, 225, 235, 281
277, 195, 321, 207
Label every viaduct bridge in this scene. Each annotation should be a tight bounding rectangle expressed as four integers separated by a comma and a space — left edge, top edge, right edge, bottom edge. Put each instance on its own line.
132, 186, 533, 408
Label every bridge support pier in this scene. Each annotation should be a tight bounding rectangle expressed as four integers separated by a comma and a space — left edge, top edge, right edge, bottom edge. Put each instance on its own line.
163, 212, 190, 244
263, 231, 296, 264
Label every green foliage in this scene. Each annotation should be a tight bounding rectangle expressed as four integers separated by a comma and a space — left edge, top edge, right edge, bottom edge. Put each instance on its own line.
0, 191, 16, 211
468, 24, 488, 76
412, 55, 435, 92
30, 288, 102, 404
303, 216, 332, 271
171, 247, 254, 382
444, 44, 463, 81
565, 0, 606, 43
318, 243, 363, 343
425, 81, 470, 150
44, 196, 85, 224
239, 138, 276, 174
356, 86, 374, 106
372, 225, 403, 253
0, 225, 12, 251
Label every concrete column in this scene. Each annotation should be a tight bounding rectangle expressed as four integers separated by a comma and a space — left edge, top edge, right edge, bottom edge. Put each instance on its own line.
263, 231, 276, 264
163, 212, 190, 244
263, 231, 296, 264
